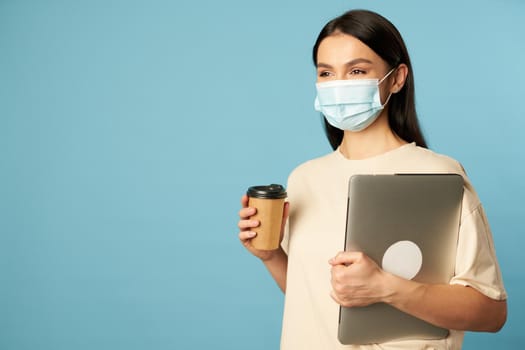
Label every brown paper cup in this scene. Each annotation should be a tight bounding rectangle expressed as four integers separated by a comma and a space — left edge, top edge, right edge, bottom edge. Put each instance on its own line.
248, 197, 285, 250
247, 184, 287, 251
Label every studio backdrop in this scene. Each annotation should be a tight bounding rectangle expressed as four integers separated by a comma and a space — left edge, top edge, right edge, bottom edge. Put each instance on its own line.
1, 0, 524, 349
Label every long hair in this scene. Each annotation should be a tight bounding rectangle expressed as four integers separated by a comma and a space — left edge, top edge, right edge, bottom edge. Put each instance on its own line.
313, 9, 427, 150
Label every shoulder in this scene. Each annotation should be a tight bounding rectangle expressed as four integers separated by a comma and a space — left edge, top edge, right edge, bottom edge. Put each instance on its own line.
405, 146, 466, 174
287, 151, 337, 183
284, 151, 339, 200
410, 146, 484, 216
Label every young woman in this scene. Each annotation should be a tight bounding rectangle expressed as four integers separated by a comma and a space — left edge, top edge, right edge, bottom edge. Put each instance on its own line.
237, 9, 507, 349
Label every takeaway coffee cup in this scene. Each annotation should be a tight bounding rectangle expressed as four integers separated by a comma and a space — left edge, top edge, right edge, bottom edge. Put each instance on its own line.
247, 184, 287, 250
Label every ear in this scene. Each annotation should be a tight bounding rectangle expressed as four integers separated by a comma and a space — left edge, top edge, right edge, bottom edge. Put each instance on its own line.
390, 63, 408, 94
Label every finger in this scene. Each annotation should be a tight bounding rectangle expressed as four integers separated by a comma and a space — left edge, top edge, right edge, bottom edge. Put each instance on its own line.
328, 251, 346, 265
238, 206, 257, 219
241, 194, 249, 207
330, 266, 350, 289
330, 290, 345, 306
330, 264, 346, 279
238, 219, 260, 230
329, 251, 365, 266
238, 230, 257, 242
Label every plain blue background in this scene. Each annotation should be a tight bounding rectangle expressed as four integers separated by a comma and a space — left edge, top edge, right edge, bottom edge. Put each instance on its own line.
1, 0, 524, 349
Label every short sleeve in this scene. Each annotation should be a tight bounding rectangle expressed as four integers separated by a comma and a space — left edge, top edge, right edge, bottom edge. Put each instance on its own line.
280, 165, 303, 256
450, 204, 507, 300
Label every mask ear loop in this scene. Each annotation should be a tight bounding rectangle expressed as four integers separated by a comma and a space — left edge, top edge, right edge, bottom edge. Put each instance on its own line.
378, 67, 396, 85
382, 92, 393, 107
378, 67, 397, 107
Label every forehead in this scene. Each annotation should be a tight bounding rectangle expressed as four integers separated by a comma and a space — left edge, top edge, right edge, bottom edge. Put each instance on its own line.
316, 34, 383, 66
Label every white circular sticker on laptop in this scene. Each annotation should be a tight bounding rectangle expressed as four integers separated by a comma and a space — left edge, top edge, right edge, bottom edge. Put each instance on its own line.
381, 240, 422, 280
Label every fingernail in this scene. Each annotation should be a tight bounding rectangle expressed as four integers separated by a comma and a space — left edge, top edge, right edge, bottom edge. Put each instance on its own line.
248, 231, 256, 238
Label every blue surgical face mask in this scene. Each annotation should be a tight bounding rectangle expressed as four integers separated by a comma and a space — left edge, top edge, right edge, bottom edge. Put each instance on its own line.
314, 68, 395, 132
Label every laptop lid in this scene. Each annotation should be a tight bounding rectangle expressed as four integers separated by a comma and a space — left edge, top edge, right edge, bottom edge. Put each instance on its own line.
338, 173, 464, 345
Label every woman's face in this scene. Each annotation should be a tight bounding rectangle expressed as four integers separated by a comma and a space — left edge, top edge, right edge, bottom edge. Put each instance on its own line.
316, 33, 393, 102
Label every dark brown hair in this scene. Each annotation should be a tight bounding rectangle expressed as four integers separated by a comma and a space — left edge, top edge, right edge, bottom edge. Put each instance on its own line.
313, 9, 427, 149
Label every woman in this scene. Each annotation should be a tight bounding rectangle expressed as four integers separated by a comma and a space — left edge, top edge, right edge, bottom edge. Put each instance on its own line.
237, 9, 507, 349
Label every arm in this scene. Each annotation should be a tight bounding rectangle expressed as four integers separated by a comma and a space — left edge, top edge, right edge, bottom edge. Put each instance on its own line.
330, 252, 507, 332
384, 272, 506, 332
238, 194, 289, 292
261, 247, 288, 292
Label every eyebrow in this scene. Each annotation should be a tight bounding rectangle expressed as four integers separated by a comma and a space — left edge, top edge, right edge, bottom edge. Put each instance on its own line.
317, 58, 373, 69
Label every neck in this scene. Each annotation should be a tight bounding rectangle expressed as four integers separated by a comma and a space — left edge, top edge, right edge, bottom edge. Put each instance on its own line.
338, 113, 407, 160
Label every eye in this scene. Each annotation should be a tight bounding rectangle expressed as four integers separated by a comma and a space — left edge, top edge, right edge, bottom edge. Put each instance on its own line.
318, 71, 333, 78
349, 69, 367, 75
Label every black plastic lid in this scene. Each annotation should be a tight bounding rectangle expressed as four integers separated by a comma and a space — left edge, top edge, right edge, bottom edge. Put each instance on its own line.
247, 184, 287, 199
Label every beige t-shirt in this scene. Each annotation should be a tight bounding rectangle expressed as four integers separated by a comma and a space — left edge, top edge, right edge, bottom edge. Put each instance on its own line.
280, 143, 506, 350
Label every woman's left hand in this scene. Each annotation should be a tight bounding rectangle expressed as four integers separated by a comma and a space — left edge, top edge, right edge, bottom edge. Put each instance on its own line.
329, 251, 391, 307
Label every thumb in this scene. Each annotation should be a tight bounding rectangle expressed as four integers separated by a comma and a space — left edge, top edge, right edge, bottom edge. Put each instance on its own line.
280, 201, 290, 232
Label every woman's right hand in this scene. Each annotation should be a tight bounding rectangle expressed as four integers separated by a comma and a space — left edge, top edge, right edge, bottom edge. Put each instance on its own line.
237, 194, 289, 261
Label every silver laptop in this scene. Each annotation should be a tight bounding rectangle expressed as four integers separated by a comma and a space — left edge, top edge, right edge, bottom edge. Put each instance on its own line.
338, 174, 464, 345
